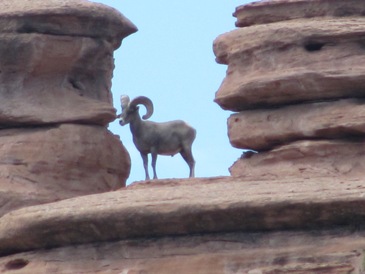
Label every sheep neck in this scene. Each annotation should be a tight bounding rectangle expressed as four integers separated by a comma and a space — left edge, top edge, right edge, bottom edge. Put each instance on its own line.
129, 111, 144, 136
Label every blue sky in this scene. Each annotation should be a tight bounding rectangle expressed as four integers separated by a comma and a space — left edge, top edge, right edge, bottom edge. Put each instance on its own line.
93, 0, 252, 184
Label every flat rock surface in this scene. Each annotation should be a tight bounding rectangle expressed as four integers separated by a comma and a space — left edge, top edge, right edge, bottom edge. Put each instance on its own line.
228, 99, 365, 151
214, 17, 365, 111
2, 176, 365, 257
234, 0, 365, 27
0, 124, 130, 217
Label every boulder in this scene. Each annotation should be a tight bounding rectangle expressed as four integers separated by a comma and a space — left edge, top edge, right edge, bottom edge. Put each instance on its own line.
228, 98, 365, 151
230, 140, 365, 179
214, 17, 365, 111
0, 124, 131, 217
0, 0, 137, 126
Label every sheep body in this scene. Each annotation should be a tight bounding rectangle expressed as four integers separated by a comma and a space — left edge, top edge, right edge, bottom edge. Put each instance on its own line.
118, 95, 196, 180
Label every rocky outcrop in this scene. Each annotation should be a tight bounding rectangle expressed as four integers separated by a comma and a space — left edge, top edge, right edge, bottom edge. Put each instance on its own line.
0, 32, 117, 126
1, 230, 363, 273
228, 99, 365, 151
0, 0, 136, 126
1, 177, 365, 273
0, 0, 135, 216
230, 140, 365, 180
0, 0, 135, 48
213, 0, 365, 178
2, 0, 365, 273
214, 17, 365, 111
0, 124, 130, 217
234, 0, 365, 27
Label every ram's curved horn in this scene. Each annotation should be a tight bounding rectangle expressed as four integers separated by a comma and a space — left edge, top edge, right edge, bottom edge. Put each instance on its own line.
130, 96, 154, 120
120, 95, 130, 110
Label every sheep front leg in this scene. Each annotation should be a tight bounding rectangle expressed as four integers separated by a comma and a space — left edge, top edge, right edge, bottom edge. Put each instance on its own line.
151, 151, 158, 179
141, 153, 150, 180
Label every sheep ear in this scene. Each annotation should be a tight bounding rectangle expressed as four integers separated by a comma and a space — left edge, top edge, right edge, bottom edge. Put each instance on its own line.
121, 95, 130, 109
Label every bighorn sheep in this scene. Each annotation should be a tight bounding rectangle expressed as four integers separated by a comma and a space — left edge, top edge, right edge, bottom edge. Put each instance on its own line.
118, 95, 196, 180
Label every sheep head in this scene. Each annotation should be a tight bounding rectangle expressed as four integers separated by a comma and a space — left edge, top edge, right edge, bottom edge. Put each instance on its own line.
119, 95, 154, 126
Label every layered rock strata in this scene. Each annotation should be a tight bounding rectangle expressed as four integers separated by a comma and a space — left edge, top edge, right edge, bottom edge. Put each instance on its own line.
213, 0, 365, 178
234, 0, 365, 27
0, 0, 137, 126
1, 177, 365, 273
0, 0, 136, 216
1, 1, 365, 273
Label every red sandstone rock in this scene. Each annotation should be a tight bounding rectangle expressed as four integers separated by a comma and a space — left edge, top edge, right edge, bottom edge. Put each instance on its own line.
214, 0, 365, 186
230, 140, 365, 179
2, 175, 365, 255
214, 17, 365, 111
0, 124, 130, 217
234, 0, 365, 27
228, 99, 365, 151
0, 229, 363, 273
0, 0, 137, 48
216, 0, 365, 181
0, 0, 137, 126
0, 0, 134, 216
0, 33, 118, 126
1, 177, 365, 272
1, 0, 365, 272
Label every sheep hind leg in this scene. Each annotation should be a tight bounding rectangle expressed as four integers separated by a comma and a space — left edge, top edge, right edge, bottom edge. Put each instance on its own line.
151, 152, 158, 179
180, 147, 195, 178
141, 153, 150, 180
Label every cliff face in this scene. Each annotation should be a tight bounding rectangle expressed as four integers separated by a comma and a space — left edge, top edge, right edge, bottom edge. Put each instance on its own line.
1, 0, 365, 273
0, 0, 135, 217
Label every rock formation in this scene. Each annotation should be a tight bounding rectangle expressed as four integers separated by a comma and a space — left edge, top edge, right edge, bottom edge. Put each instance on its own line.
1, 177, 365, 273
213, 0, 365, 179
1, 0, 365, 273
0, 0, 135, 216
